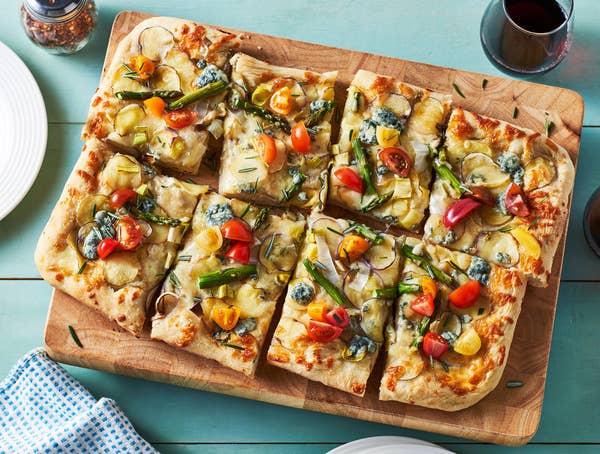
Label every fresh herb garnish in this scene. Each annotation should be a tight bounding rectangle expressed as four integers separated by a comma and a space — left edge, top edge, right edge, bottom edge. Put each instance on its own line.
239, 203, 251, 219
449, 260, 469, 277
252, 207, 269, 231
305, 100, 335, 128
77, 261, 87, 275
313, 260, 327, 271
68, 325, 83, 348
452, 83, 465, 98
264, 234, 276, 259
178, 255, 192, 262
169, 271, 181, 288
343, 222, 383, 244
498, 226, 513, 233
544, 118, 555, 136
513, 107, 519, 119
223, 343, 244, 350
303, 259, 349, 306
239, 167, 257, 173
482, 79, 488, 90
528, 217, 539, 230
439, 360, 449, 372
478, 307, 485, 315
326, 226, 343, 236
401, 245, 454, 287
506, 380, 524, 388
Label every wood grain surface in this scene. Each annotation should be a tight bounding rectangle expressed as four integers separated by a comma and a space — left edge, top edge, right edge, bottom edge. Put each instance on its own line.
44, 11, 584, 446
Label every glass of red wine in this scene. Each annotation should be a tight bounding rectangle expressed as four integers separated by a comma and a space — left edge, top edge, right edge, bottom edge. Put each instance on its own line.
480, 0, 574, 77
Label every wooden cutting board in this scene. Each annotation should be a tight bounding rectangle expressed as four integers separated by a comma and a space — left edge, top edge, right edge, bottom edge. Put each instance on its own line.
44, 10, 584, 446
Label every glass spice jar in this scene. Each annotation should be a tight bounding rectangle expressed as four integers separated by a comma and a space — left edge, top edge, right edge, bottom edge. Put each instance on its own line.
20, 0, 98, 55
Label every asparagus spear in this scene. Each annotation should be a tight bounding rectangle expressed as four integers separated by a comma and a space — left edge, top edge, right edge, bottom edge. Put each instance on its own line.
115, 90, 183, 101
130, 207, 181, 227
352, 139, 377, 196
375, 282, 422, 299
428, 145, 470, 195
361, 191, 393, 212
167, 80, 228, 110
303, 259, 349, 306
400, 245, 454, 287
230, 96, 291, 133
197, 264, 257, 289
252, 207, 270, 231
412, 316, 431, 348
343, 221, 383, 244
305, 100, 335, 128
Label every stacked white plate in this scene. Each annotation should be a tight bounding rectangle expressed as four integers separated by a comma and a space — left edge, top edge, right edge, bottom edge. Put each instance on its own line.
328, 436, 455, 453
0, 41, 47, 221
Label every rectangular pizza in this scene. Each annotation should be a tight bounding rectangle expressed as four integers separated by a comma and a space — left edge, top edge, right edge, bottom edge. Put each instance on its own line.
219, 53, 337, 208
328, 69, 452, 231
423, 107, 575, 287
150, 192, 306, 376
380, 237, 527, 411
83, 16, 239, 174
267, 214, 400, 396
35, 140, 207, 334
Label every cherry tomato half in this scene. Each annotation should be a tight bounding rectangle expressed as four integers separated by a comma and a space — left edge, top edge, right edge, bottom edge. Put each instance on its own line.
443, 198, 481, 229
378, 147, 412, 177
109, 188, 137, 209
334, 167, 364, 194
422, 332, 449, 359
220, 219, 253, 242
291, 121, 311, 153
257, 133, 277, 165
97, 238, 120, 260
504, 182, 530, 218
410, 293, 435, 317
225, 241, 251, 264
163, 109, 198, 129
324, 306, 350, 328
448, 280, 481, 309
307, 320, 343, 343
468, 186, 495, 206
115, 216, 143, 250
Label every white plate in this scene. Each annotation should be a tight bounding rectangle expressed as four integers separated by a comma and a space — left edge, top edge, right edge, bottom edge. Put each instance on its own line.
328, 436, 455, 454
0, 41, 47, 221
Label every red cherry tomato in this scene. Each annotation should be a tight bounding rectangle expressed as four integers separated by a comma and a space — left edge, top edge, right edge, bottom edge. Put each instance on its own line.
225, 241, 251, 264
221, 219, 253, 242
410, 293, 435, 317
324, 306, 350, 328
379, 147, 412, 177
115, 216, 143, 250
448, 280, 481, 309
291, 121, 311, 153
504, 182, 530, 218
422, 332, 449, 359
109, 188, 137, 209
443, 198, 481, 228
307, 321, 343, 343
163, 109, 198, 129
97, 238, 120, 260
334, 167, 364, 194
257, 133, 277, 164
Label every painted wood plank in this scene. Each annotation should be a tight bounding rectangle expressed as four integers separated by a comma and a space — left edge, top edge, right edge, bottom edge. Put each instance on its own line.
2, 124, 597, 280
0, 0, 597, 125
1, 281, 599, 445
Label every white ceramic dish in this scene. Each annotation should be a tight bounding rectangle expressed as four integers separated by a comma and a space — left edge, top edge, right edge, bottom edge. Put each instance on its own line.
328, 436, 455, 454
0, 41, 47, 221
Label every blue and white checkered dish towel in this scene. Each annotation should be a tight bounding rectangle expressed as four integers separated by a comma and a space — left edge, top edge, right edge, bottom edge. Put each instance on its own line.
0, 348, 157, 454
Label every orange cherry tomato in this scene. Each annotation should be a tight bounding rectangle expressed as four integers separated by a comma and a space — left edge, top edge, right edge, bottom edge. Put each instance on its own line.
269, 86, 293, 115
143, 96, 166, 116
410, 293, 435, 317
163, 109, 198, 129
97, 238, 120, 260
225, 241, 251, 264
504, 182, 531, 218
291, 121, 311, 153
307, 301, 328, 321
419, 277, 438, 299
257, 133, 277, 165
324, 306, 350, 328
448, 280, 481, 309
220, 219, 253, 242
307, 320, 343, 343
379, 147, 412, 177
130, 55, 155, 81
422, 332, 449, 359
109, 188, 137, 209
212, 305, 241, 331
337, 234, 370, 262
115, 216, 143, 250
334, 167, 364, 194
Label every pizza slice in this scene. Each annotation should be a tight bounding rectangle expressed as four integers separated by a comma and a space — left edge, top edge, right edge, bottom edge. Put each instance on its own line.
83, 16, 239, 174
329, 70, 452, 231
380, 237, 527, 411
35, 140, 207, 334
423, 107, 575, 287
267, 214, 400, 396
150, 192, 306, 376
219, 53, 337, 208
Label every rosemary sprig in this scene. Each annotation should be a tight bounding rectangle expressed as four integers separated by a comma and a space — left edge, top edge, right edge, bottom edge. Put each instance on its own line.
506, 380, 524, 388
252, 207, 269, 231
178, 255, 192, 262
544, 118, 555, 136
305, 100, 335, 127
264, 234, 276, 258
77, 261, 87, 275
281, 171, 307, 202
223, 343, 244, 350
513, 107, 519, 119
452, 83, 466, 98
401, 245, 454, 287
168, 271, 181, 289
481, 79, 488, 90
68, 325, 83, 348
239, 167, 257, 173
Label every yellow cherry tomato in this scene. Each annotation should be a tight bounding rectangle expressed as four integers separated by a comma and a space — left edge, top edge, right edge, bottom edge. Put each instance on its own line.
511, 227, 541, 259
269, 86, 293, 115
453, 328, 482, 356
419, 276, 437, 299
376, 125, 400, 147
307, 301, 328, 321
337, 234, 370, 262
212, 304, 240, 331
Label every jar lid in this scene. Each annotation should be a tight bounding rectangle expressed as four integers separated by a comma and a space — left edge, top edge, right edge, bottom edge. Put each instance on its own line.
23, 0, 86, 23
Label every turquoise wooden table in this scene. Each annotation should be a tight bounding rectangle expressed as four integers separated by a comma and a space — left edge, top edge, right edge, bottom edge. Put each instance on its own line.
1, 1, 599, 452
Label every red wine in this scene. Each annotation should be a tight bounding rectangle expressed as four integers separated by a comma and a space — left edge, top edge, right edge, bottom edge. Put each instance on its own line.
505, 0, 567, 33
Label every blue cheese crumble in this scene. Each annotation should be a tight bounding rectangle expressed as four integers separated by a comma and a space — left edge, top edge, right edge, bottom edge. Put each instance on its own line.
205, 203, 234, 227
309, 99, 328, 113
497, 152, 524, 186
371, 108, 403, 130
194, 64, 228, 89
467, 256, 491, 285
290, 281, 314, 304
358, 119, 377, 144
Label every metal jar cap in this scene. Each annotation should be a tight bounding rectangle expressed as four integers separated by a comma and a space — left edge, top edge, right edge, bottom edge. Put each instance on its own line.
23, 0, 86, 23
